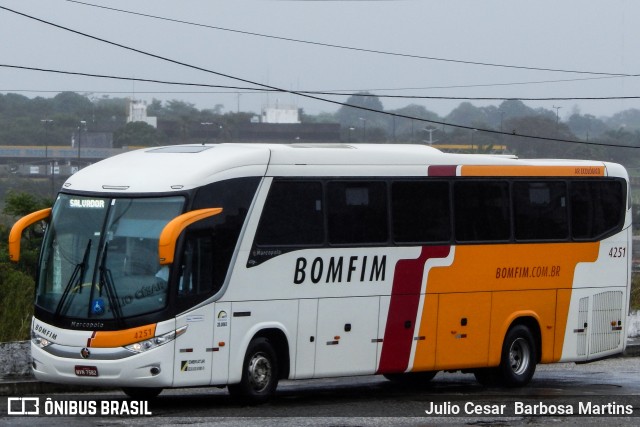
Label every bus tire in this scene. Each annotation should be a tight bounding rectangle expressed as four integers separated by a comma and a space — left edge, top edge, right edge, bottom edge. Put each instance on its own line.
384, 371, 437, 386
228, 337, 279, 403
122, 387, 162, 399
497, 324, 537, 387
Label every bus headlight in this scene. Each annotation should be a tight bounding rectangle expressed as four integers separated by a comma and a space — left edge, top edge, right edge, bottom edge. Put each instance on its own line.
31, 332, 53, 349
124, 325, 188, 354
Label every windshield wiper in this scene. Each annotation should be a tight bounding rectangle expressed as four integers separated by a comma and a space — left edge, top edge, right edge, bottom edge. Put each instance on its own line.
54, 239, 91, 318
98, 243, 124, 325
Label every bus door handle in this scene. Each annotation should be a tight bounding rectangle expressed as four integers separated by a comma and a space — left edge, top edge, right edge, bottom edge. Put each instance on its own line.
573, 323, 588, 333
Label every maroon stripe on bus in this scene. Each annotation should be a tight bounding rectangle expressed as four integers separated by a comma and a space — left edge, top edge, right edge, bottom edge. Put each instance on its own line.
428, 165, 457, 176
377, 245, 450, 374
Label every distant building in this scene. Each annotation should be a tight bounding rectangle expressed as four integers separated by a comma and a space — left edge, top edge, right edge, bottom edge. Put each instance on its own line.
127, 99, 157, 128
238, 123, 340, 142
261, 105, 300, 124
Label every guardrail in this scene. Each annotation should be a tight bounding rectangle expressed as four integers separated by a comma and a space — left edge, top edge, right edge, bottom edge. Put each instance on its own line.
0, 145, 139, 160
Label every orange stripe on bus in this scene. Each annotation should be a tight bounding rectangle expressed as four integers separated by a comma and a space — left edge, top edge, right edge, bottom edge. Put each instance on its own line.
411, 242, 599, 371
461, 165, 605, 177
89, 324, 157, 348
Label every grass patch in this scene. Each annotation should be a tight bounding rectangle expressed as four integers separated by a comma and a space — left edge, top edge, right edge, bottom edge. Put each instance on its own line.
0, 264, 34, 342
631, 273, 640, 311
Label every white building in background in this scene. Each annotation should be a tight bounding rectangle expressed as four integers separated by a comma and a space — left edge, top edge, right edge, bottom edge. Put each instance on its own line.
127, 100, 157, 128
261, 104, 300, 124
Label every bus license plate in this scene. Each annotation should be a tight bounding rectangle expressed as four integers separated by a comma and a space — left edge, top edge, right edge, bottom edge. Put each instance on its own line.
75, 365, 99, 377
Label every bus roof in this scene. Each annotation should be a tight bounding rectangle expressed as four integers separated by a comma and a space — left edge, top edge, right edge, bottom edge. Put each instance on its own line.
61, 143, 625, 194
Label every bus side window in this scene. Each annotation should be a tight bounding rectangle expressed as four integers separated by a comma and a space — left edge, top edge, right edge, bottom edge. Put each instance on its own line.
184, 177, 260, 301
392, 180, 451, 244
327, 181, 388, 245
514, 181, 568, 241
454, 181, 510, 242
255, 181, 324, 246
179, 233, 215, 297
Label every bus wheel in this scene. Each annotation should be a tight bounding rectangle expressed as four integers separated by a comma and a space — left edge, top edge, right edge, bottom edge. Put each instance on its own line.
122, 387, 162, 399
384, 371, 437, 386
498, 325, 537, 387
228, 337, 279, 403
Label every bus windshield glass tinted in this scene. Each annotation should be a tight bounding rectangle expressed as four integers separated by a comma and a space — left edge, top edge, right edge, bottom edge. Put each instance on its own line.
36, 194, 185, 320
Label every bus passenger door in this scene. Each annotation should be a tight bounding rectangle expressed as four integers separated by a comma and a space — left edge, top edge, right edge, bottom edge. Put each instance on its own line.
211, 302, 231, 385
172, 305, 214, 387
435, 292, 491, 370
293, 299, 318, 379
314, 296, 379, 377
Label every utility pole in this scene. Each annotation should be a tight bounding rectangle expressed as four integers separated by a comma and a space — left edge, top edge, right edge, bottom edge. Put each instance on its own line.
77, 120, 87, 165
500, 111, 505, 148
41, 119, 54, 198
359, 117, 367, 142
552, 105, 562, 130
423, 127, 438, 145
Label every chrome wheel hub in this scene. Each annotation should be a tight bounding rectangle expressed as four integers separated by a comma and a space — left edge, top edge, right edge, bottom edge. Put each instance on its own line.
248, 353, 272, 392
508, 337, 531, 375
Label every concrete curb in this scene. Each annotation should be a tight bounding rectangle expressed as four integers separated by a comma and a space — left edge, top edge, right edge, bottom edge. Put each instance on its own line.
623, 340, 640, 357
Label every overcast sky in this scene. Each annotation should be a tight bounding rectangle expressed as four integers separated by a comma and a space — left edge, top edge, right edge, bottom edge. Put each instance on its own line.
1, 0, 639, 120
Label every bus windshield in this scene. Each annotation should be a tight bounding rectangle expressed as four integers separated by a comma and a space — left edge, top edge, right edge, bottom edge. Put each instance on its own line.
36, 194, 185, 320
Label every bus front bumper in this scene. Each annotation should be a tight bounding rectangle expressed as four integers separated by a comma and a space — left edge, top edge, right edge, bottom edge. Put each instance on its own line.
31, 340, 175, 388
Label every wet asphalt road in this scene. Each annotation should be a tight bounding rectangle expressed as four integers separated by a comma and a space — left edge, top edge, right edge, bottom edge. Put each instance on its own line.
1, 356, 639, 426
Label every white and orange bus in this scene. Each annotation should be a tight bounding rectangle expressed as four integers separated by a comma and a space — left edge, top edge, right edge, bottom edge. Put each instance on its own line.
9, 143, 632, 401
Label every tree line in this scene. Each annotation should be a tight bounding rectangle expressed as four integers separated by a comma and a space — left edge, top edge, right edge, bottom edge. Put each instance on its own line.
1, 90, 640, 174
2, 91, 640, 161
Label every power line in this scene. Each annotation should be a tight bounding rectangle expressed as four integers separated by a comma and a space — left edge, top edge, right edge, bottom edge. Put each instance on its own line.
0, 64, 271, 92
1, 5, 639, 150
7, 5, 640, 94
331, 75, 632, 92
0, 89, 261, 95
62, 0, 636, 78
3, 64, 640, 102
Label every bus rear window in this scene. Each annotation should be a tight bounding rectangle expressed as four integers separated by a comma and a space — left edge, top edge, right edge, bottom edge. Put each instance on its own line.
571, 180, 624, 239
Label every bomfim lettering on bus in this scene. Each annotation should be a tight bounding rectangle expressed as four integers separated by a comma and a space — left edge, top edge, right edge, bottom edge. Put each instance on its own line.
293, 255, 386, 284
